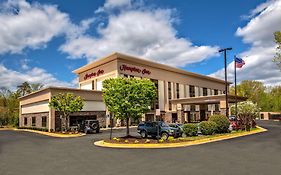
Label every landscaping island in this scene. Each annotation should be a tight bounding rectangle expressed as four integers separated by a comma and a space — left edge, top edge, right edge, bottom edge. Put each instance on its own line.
94, 126, 267, 149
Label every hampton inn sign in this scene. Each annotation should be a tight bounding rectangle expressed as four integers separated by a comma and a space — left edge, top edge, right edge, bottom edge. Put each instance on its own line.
119, 64, 151, 75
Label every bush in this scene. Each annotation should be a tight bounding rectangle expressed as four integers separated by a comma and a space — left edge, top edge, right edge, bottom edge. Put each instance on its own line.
18, 127, 48, 132
182, 123, 198, 136
208, 115, 230, 133
199, 121, 217, 135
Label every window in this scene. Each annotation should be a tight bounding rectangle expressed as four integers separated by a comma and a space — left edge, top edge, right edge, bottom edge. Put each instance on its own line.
214, 89, 218, 95
168, 82, 172, 110
176, 83, 179, 98
24, 117, 27, 126
190, 105, 195, 111
92, 80, 95, 90
261, 114, 264, 119
203, 88, 208, 96
32, 117, 36, 127
189, 85, 195, 97
42, 116, 47, 127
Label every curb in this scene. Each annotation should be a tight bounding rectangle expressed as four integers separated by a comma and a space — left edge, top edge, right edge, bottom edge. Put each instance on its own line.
13, 129, 85, 138
94, 126, 267, 149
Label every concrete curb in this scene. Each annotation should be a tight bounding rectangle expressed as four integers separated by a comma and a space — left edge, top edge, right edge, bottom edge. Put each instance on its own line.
8, 128, 85, 138
94, 126, 267, 149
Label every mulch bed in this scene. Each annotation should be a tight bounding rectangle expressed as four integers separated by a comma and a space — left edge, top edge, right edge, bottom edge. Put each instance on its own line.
103, 135, 197, 144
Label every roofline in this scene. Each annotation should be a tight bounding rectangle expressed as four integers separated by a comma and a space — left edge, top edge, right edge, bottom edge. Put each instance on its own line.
19, 86, 102, 100
72, 52, 232, 85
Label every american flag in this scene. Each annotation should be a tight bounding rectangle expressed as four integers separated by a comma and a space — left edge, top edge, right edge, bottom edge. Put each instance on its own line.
235, 56, 245, 68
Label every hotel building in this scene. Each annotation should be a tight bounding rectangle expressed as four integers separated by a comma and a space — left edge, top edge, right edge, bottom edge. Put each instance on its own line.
19, 52, 246, 131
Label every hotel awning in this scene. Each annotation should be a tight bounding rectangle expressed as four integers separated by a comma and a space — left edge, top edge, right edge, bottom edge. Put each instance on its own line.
170, 94, 247, 105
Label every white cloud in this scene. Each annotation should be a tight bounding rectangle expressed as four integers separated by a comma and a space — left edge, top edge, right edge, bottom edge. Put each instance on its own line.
0, 64, 74, 90
61, 6, 218, 67
210, 0, 281, 86
96, 0, 132, 12
0, 0, 93, 54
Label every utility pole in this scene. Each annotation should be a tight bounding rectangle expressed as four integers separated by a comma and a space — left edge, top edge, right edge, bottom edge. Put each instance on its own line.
218, 47, 232, 117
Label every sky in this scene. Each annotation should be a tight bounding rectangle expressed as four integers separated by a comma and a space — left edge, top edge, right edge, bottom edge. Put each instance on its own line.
0, 0, 280, 90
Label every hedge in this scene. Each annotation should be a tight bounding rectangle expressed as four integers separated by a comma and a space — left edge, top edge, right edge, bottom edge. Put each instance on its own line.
18, 127, 49, 132
199, 121, 217, 135
182, 123, 198, 136
208, 115, 230, 133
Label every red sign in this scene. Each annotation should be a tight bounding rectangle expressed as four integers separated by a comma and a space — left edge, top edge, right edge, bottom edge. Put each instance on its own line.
84, 69, 104, 80
119, 64, 151, 75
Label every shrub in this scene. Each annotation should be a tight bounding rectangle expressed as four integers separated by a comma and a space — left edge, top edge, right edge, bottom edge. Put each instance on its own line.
199, 121, 217, 135
208, 115, 230, 133
134, 140, 139, 144
182, 123, 198, 136
145, 139, 150, 143
158, 139, 164, 143
167, 136, 175, 142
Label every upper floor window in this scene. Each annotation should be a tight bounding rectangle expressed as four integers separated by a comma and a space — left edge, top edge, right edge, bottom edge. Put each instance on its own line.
176, 83, 179, 98
189, 85, 195, 97
203, 88, 208, 96
214, 89, 218, 95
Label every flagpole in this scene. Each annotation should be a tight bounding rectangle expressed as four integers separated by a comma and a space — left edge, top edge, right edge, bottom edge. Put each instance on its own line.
234, 55, 238, 117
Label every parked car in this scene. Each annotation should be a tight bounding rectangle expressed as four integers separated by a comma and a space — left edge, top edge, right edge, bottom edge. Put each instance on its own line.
79, 120, 100, 134
168, 123, 183, 137
137, 121, 178, 140
229, 116, 241, 131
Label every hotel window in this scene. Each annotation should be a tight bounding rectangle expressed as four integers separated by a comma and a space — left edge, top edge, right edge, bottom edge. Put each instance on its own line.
24, 117, 27, 126
92, 80, 95, 90
190, 105, 195, 111
176, 83, 179, 99
215, 104, 220, 111
214, 89, 218, 95
168, 82, 172, 110
203, 88, 208, 96
42, 116, 47, 128
189, 85, 195, 97
32, 117, 36, 127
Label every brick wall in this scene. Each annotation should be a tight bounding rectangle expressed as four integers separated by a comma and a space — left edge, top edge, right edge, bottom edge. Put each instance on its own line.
20, 112, 49, 129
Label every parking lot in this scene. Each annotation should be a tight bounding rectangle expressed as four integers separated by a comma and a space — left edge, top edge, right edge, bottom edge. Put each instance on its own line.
1, 120, 280, 175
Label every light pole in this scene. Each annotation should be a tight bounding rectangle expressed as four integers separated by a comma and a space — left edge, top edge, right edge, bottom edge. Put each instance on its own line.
218, 47, 232, 118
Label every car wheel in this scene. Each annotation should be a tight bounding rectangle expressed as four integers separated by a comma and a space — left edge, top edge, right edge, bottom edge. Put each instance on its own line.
140, 130, 147, 138
161, 132, 169, 140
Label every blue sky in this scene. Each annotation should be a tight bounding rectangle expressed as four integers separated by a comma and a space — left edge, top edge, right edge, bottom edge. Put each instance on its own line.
0, 0, 280, 89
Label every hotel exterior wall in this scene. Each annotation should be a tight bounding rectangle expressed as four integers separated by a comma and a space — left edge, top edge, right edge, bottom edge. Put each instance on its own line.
117, 59, 225, 90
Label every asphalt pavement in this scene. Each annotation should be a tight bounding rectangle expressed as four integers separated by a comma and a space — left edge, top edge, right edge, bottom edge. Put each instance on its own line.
0, 120, 280, 175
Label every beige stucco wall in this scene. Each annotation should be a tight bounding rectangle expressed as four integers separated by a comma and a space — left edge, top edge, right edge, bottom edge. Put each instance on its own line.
21, 100, 49, 114
82, 101, 106, 111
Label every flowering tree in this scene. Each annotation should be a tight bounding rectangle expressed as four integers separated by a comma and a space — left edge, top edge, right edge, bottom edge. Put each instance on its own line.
230, 101, 260, 131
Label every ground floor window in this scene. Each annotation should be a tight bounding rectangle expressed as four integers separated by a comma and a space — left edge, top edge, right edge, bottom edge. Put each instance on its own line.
24, 117, 27, 126
32, 117, 36, 127
42, 116, 47, 127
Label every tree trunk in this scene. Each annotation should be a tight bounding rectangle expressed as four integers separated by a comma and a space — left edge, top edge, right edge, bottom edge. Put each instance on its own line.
126, 117, 130, 137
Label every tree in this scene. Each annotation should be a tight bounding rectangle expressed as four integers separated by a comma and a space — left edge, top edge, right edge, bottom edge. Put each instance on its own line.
229, 80, 268, 110
16, 82, 44, 97
273, 31, 281, 69
49, 93, 84, 132
230, 101, 260, 131
102, 77, 157, 136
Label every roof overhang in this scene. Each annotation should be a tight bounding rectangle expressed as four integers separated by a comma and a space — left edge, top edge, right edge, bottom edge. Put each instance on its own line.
170, 94, 247, 105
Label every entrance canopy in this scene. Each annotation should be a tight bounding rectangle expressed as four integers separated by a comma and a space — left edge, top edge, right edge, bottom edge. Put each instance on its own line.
170, 94, 247, 105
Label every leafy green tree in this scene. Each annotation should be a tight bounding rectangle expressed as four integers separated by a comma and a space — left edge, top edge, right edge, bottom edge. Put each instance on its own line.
49, 93, 84, 132
102, 77, 157, 136
230, 80, 268, 110
273, 31, 281, 69
230, 101, 260, 131
269, 86, 281, 112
